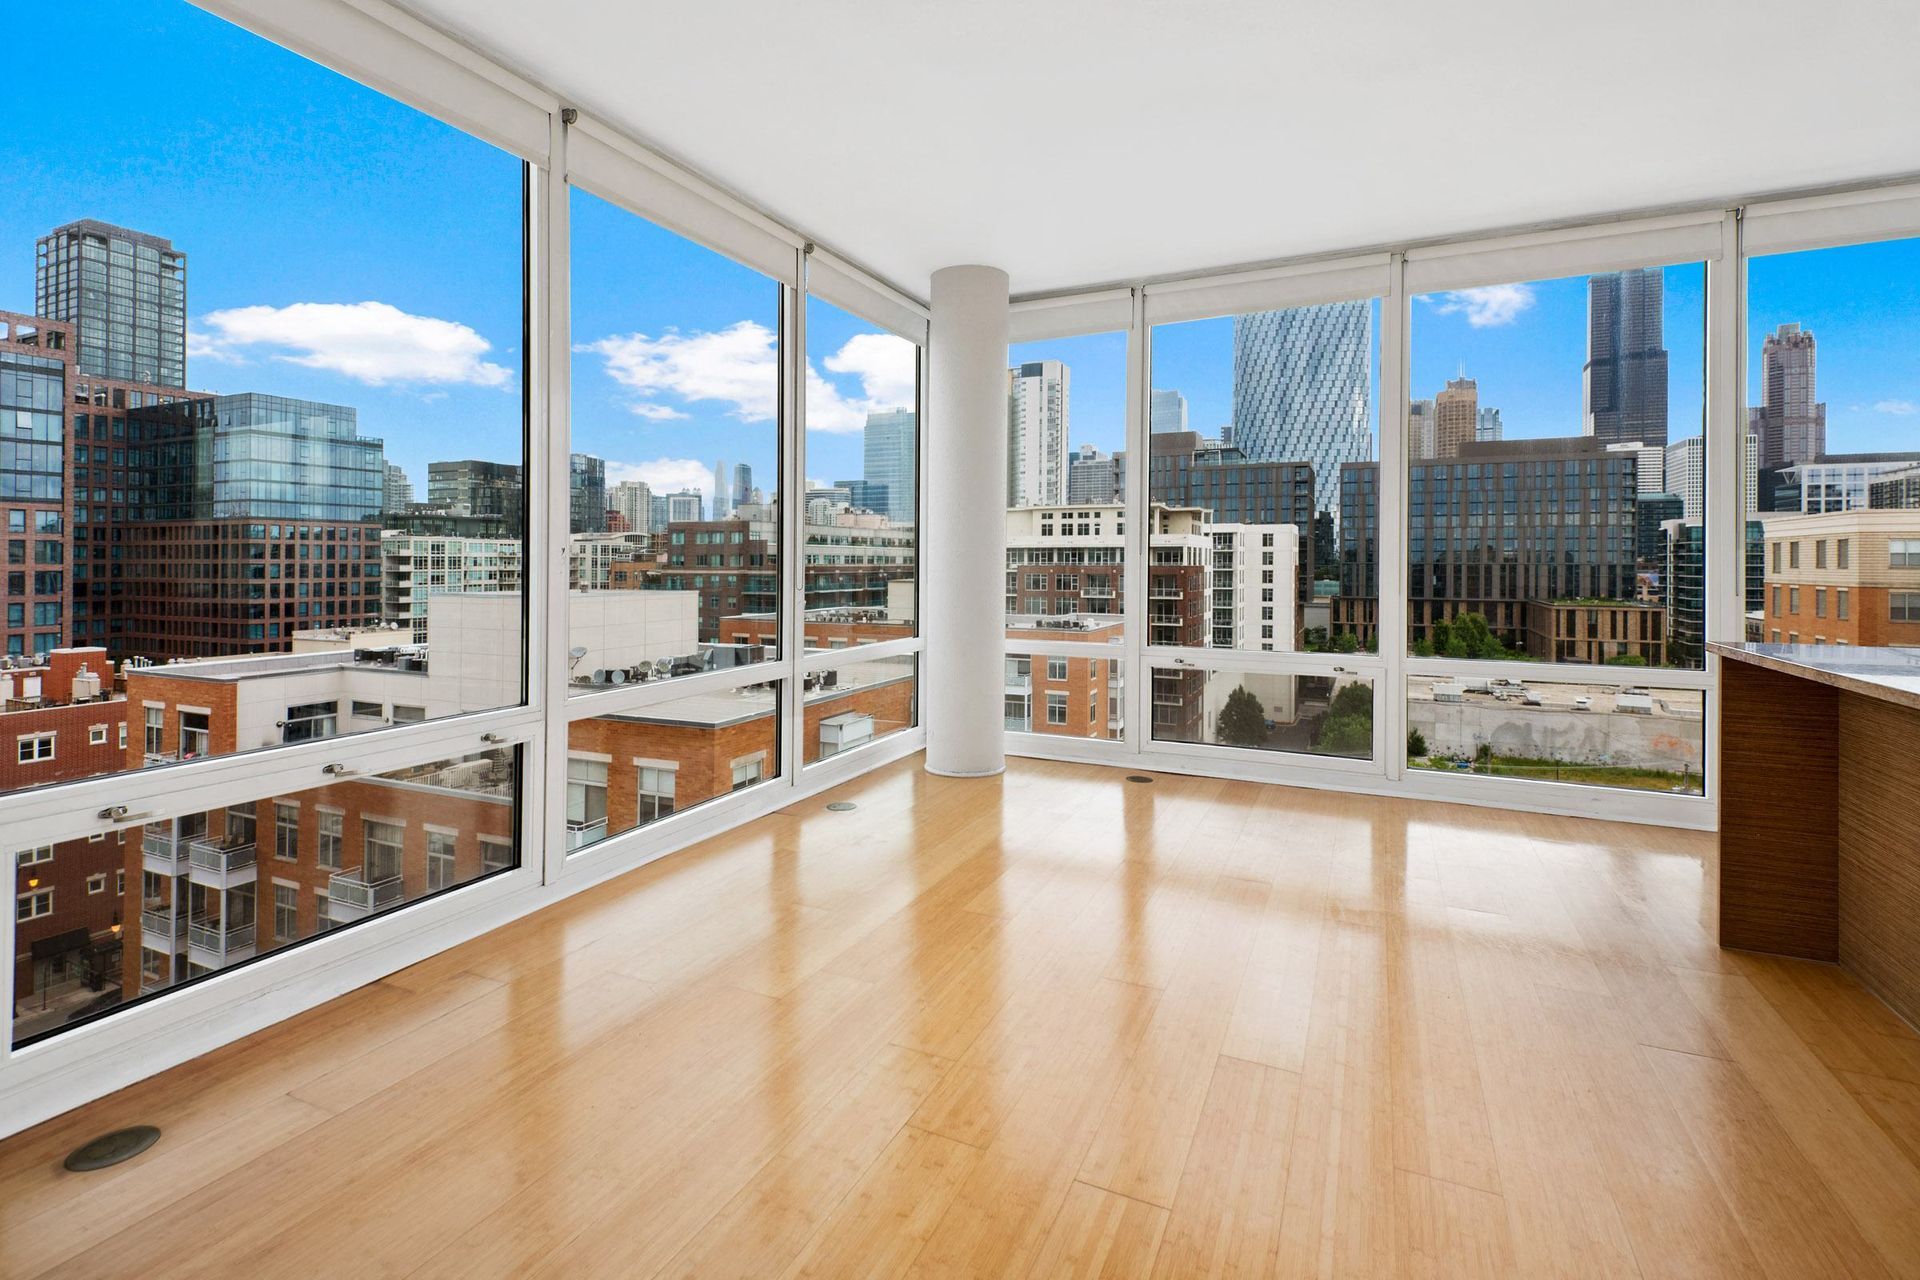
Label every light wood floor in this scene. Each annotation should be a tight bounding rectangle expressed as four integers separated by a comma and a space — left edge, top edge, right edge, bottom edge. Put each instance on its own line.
6, 757, 1920, 1279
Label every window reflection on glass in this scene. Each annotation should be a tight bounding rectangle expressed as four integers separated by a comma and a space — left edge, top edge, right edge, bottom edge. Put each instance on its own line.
1405, 675, 1703, 794
1150, 666, 1375, 760
10, 746, 519, 1048
566, 681, 780, 855
1747, 238, 1920, 653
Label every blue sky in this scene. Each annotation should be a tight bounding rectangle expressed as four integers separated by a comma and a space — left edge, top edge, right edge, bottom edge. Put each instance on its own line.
4, 1, 1913, 507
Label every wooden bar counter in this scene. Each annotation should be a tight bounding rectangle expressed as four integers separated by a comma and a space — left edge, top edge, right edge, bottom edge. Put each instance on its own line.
1714, 641, 1920, 1026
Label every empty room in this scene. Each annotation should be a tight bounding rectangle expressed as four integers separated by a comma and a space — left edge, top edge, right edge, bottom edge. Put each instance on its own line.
3, 0, 1920, 1276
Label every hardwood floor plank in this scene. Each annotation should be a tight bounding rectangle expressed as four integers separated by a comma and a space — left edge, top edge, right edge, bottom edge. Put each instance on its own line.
1028, 1181, 1169, 1279
1394, 1168, 1517, 1280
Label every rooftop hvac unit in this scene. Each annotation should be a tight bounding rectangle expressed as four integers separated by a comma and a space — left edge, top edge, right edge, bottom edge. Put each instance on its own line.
590, 669, 611, 685
607, 668, 626, 685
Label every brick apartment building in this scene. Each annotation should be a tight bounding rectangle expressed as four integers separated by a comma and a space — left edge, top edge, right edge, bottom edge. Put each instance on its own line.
1760, 509, 1920, 646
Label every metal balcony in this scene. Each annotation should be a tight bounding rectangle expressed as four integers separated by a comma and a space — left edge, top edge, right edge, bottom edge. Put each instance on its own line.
566, 817, 608, 852
328, 867, 406, 921
187, 839, 257, 889
142, 828, 189, 875
187, 918, 257, 968
139, 907, 187, 951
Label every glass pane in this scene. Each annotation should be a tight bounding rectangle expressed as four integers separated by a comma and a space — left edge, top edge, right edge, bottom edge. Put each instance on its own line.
567, 187, 782, 694
1005, 331, 1128, 646
802, 297, 918, 650
1399, 266, 1705, 668
1149, 666, 1375, 760
1004, 651, 1124, 742
1149, 301, 1380, 653
1, 2, 527, 797
803, 653, 917, 764
565, 680, 780, 854
11, 746, 519, 1048
1406, 675, 1704, 794
1746, 238, 1920, 652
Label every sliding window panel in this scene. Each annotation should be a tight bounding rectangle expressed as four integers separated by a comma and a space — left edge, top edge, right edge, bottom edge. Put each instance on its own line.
1005, 330, 1131, 649
1148, 663, 1378, 765
1004, 650, 1125, 742
799, 652, 917, 766
800, 295, 920, 651
1405, 674, 1704, 795
11, 745, 520, 1048
565, 186, 784, 697
1146, 299, 1381, 654
562, 677, 781, 855
1, 0, 529, 802
1744, 234, 1920, 652
1403, 261, 1708, 670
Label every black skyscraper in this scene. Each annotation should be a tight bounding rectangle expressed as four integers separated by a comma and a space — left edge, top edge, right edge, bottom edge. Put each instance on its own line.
1584, 268, 1669, 448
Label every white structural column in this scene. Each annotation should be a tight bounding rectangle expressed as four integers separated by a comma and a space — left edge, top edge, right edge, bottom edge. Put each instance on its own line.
924, 265, 1011, 777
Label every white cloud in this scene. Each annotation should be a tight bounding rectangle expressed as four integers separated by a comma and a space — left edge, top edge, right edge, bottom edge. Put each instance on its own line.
583, 321, 778, 423
605, 457, 713, 498
192, 301, 513, 387
579, 321, 916, 435
1872, 398, 1919, 415
1430, 284, 1535, 328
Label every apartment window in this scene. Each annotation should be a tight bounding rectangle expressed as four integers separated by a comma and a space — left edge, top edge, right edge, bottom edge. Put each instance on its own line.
390, 705, 426, 724
1815, 540, 1827, 569
273, 883, 299, 941
732, 756, 766, 790
274, 802, 299, 861
363, 819, 404, 884
1789, 587, 1801, 613
426, 830, 456, 892
282, 701, 338, 743
1047, 658, 1068, 680
17, 732, 54, 764
637, 766, 676, 822
1893, 540, 1920, 569
1790, 542, 1801, 569
479, 837, 513, 874
17, 889, 54, 921
315, 889, 335, 933
18, 846, 52, 866
1894, 592, 1920, 623
1046, 692, 1068, 725
1771, 585, 1781, 615
316, 809, 343, 870
565, 756, 608, 847
86, 873, 106, 895
143, 705, 163, 756
179, 711, 209, 760
350, 700, 383, 720
88, 724, 107, 746
1838, 539, 1850, 569
1815, 588, 1827, 619
1838, 589, 1850, 620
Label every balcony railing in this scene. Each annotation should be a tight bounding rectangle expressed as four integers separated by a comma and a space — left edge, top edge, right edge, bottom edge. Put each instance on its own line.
566, 817, 608, 852
188, 918, 256, 957
329, 867, 407, 913
143, 829, 189, 871
188, 839, 256, 876
140, 909, 187, 947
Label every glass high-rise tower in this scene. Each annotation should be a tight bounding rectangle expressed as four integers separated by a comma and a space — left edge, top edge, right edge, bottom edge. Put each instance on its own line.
1007, 360, 1068, 507
36, 220, 187, 387
1583, 268, 1669, 447
862, 409, 916, 525
1230, 301, 1372, 518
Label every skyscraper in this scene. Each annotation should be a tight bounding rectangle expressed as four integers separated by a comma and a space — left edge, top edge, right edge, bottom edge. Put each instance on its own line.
1149, 388, 1188, 434
1665, 435, 1706, 521
1748, 322, 1826, 471
732, 462, 754, 513
712, 459, 733, 520
1066, 443, 1119, 503
428, 459, 523, 528
1230, 301, 1372, 517
1476, 406, 1503, 443
570, 452, 606, 533
1583, 268, 1669, 447
1433, 378, 1478, 458
610, 479, 653, 532
384, 463, 414, 513
35, 220, 187, 387
1408, 399, 1436, 459
1007, 361, 1068, 507
863, 409, 917, 524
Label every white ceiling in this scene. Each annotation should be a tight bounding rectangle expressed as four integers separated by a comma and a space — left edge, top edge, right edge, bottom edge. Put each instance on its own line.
403, 0, 1920, 299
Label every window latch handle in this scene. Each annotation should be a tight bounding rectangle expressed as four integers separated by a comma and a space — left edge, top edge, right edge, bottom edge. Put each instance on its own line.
98, 804, 152, 823
323, 762, 359, 778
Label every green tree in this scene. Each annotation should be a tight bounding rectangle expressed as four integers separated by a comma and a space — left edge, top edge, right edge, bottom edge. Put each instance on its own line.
1316, 681, 1375, 756
1216, 685, 1268, 748
1407, 728, 1428, 758
1327, 682, 1373, 720
1333, 630, 1360, 654
1302, 626, 1329, 652
1604, 653, 1648, 667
